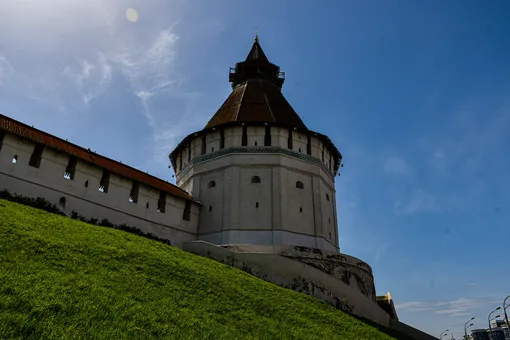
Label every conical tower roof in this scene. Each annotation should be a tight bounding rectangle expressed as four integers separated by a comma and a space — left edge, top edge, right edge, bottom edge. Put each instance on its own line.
245, 35, 269, 62
204, 36, 308, 130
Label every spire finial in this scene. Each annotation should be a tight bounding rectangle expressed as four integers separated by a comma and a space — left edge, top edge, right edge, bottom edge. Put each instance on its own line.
254, 28, 259, 42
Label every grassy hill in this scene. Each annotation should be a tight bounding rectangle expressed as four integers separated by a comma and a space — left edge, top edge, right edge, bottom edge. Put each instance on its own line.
0, 198, 403, 339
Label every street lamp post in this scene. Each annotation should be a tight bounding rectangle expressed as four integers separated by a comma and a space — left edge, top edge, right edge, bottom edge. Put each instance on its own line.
504, 295, 510, 333
488, 307, 501, 340
464, 317, 475, 339
440, 329, 449, 339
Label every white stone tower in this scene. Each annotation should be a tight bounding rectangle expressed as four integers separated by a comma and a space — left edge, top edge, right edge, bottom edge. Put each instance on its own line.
170, 36, 342, 253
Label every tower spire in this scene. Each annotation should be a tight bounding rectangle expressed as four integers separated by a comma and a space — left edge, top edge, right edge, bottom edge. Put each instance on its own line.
255, 28, 259, 42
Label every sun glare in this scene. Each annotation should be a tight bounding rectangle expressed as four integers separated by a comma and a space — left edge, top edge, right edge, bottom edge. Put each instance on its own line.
126, 8, 139, 23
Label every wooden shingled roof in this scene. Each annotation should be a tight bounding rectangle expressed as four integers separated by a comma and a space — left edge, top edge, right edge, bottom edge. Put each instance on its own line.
204, 78, 308, 130
0, 113, 198, 203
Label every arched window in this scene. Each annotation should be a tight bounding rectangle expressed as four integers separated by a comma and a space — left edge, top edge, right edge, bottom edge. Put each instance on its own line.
12, 155, 17, 163
254, 141, 258, 146
296, 181, 304, 189
326, 194, 330, 201
251, 176, 261, 184
58, 197, 66, 210
84, 180, 89, 187
207, 180, 216, 188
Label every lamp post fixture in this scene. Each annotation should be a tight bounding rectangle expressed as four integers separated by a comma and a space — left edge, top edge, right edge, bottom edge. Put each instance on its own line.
440, 329, 449, 339
464, 317, 475, 340
504, 295, 510, 333
488, 307, 501, 340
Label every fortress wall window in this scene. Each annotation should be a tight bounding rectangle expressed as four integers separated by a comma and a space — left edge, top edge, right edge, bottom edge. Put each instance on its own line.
99, 170, 110, 193
129, 181, 139, 203
64, 155, 78, 180
251, 176, 261, 184
183, 201, 191, 221
242, 126, 248, 146
29, 143, 44, 168
208, 180, 216, 188
220, 130, 225, 149
157, 191, 166, 213
264, 125, 271, 146
296, 181, 304, 189
306, 135, 311, 155
201, 136, 206, 155
0, 129, 5, 153
287, 129, 293, 149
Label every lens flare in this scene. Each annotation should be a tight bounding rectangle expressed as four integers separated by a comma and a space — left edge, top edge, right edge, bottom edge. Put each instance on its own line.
126, 8, 139, 22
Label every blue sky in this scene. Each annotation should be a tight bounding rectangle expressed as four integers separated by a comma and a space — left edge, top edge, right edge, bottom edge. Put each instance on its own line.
1, 0, 509, 336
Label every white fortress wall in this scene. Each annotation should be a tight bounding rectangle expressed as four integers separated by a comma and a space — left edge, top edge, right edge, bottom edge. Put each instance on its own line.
0, 131, 200, 248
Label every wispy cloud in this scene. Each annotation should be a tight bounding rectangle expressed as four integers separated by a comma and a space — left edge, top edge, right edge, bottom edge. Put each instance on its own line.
61, 53, 112, 104
0, 56, 15, 86
396, 296, 502, 317
111, 25, 210, 164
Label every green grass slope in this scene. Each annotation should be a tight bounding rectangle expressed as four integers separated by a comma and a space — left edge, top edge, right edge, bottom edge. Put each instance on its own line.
0, 199, 400, 340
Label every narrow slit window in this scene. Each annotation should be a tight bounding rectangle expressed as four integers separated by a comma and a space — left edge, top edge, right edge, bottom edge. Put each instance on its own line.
183, 201, 191, 221
298, 148, 302, 153
129, 181, 139, 203
254, 141, 257, 146
84, 180, 89, 187
0, 129, 5, 153
98, 170, 110, 193
146, 202, 149, 209
322, 148, 325, 162
300, 207, 303, 213
157, 191, 166, 213
326, 194, 330, 201
212, 147, 215, 152
296, 181, 304, 189
201, 136, 206, 155
64, 155, 78, 180
251, 176, 261, 184
29, 143, 44, 168
209, 205, 212, 212
188, 144, 191, 162
287, 129, 293, 149
12, 155, 17, 164
255, 202, 259, 208
179, 154, 183, 171
208, 180, 216, 188
220, 130, 225, 149
329, 157, 332, 170
306, 135, 311, 155
264, 125, 271, 146
242, 125, 248, 146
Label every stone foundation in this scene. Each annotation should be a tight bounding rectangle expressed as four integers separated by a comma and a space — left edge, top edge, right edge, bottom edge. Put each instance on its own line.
184, 240, 391, 327
221, 244, 376, 301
